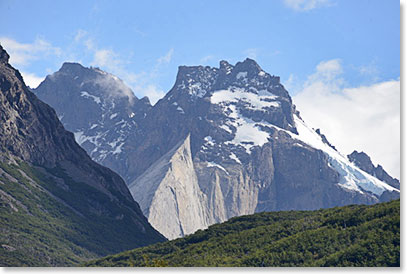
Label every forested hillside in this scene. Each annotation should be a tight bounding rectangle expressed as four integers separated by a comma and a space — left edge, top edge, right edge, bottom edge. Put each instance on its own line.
86, 199, 400, 267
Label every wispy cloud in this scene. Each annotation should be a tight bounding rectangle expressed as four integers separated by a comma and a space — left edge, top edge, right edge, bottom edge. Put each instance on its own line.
283, 73, 300, 93
157, 48, 174, 65
132, 26, 147, 37
357, 61, 380, 82
74, 30, 171, 105
74, 29, 88, 42
1, 32, 171, 105
293, 59, 400, 178
0, 37, 63, 88
200, 55, 214, 64
141, 85, 166, 106
305, 58, 344, 89
243, 48, 259, 59
283, 0, 333, 12
19, 71, 44, 88
0, 37, 61, 67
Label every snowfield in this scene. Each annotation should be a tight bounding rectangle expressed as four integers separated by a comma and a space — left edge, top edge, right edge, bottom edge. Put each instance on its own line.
208, 83, 398, 197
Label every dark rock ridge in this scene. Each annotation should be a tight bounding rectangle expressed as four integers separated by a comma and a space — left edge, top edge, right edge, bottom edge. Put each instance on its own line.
348, 150, 400, 189
315, 128, 337, 151
35, 57, 400, 240
0, 45, 165, 265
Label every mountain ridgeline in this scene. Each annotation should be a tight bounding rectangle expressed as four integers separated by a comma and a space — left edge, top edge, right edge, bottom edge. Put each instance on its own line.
34, 58, 400, 240
86, 199, 400, 267
0, 45, 165, 266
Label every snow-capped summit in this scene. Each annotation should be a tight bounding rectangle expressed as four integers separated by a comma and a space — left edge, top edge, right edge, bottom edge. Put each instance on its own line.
35, 58, 399, 240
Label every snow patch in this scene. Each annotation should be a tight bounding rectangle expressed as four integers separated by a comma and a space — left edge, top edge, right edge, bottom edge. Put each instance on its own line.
73, 131, 87, 146
189, 82, 207, 98
294, 143, 305, 148
236, 71, 248, 80
207, 162, 229, 175
80, 91, 101, 104
228, 118, 269, 154
112, 142, 124, 155
210, 89, 274, 154
110, 113, 118, 119
204, 136, 215, 146
292, 115, 398, 196
177, 106, 185, 114
220, 124, 232, 134
229, 152, 242, 164
211, 88, 279, 112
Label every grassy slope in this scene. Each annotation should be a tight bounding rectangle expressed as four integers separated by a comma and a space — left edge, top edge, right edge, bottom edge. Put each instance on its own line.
0, 161, 163, 266
86, 199, 400, 267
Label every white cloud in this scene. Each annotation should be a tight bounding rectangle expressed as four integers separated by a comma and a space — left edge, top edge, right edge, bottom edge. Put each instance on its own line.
283, 74, 300, 93
0, 37, 61, 88
357, 61, 380, 82
243, 48, 259, 59
2, 34, 169, 106
74, 29, 87, 42
137, 85, 166, 105
157, 48, 174, 65
283, 0, 333, 11
304, 59, 345, 91
78, 33, 171, 105
293, 59, 400, 179
315, 58, 342, 76
0, 37, 61, 67
200, 55, 214, 64
93, 72, 136, 104
91, 49, 116, 67
20, 71, 44, 89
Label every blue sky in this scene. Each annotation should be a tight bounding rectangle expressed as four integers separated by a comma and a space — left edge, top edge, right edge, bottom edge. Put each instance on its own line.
0, 0, 401, 177
0, 0, 399, 95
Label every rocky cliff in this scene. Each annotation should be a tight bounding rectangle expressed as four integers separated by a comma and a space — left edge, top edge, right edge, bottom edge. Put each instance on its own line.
0, 45, 164, 266
129, 134, 208, 239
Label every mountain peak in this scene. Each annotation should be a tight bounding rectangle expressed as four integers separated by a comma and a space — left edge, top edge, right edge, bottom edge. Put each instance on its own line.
59, 62, 87, 73
348, 150, 400, 189
242, 57, 260, 66
0, 44, 10, 64
219, 60, 233, 70
140, 96, 151, 104
176, 64, 215, 76
234, 58, 262, 73
348, 150, 375, 173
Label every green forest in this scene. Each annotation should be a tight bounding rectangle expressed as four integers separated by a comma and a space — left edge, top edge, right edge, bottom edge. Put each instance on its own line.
86, 199, 400, 267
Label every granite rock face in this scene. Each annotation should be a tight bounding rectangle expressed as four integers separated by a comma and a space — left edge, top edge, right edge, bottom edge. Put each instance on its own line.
35, 57, 400, 239
129, 135, 209, 240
